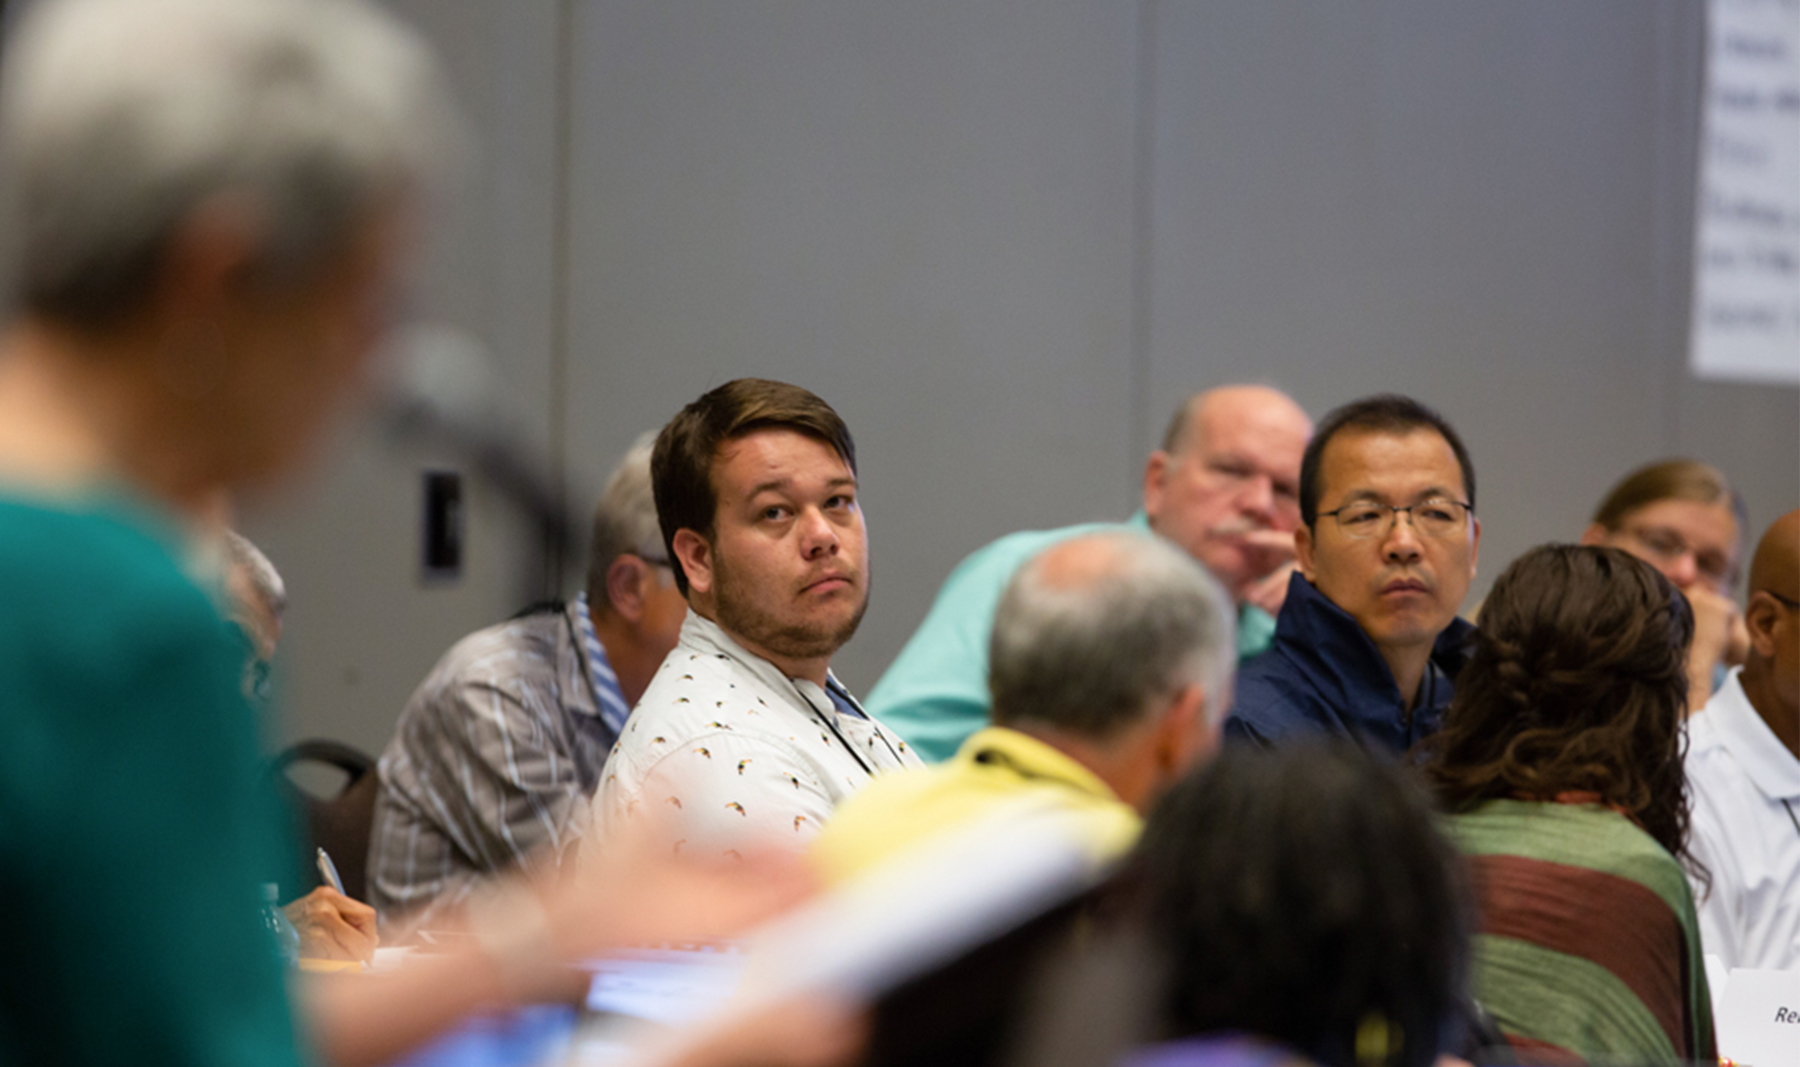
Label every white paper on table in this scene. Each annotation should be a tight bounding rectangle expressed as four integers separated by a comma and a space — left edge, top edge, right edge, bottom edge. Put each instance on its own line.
369, 946, 416, 972
1716, 967, 1800, 1067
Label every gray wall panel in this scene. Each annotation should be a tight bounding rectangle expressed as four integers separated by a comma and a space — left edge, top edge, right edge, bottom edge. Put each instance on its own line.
561, 0, 1142, 691
243, 0, 564, 758
1674, 379, 1800, 545
1145, 0, 1794, 603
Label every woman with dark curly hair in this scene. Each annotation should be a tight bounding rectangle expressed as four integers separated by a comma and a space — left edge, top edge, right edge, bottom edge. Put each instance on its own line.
1420, 544, 1714, 1065
1066, 744, 1471, 1067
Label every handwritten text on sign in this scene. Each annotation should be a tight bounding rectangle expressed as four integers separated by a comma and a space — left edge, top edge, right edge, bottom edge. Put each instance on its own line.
1691, 0, 1800, 385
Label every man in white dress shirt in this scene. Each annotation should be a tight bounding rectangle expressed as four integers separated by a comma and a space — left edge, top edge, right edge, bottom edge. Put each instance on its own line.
589, 379, 921, 858
1686, 509, 1800, 970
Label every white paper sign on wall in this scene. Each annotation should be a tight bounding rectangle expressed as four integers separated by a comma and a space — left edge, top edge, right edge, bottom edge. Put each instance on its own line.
1690, 0, 1800, 385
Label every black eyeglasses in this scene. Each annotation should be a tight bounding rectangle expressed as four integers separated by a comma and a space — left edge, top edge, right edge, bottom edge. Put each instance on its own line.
1763, 590, 1800, 611
1316, 498, 1473, 540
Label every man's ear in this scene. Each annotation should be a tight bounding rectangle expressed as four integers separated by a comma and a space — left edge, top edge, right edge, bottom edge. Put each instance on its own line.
671, 529, 714, 597
1142, 451, 1172, 523
154, 194, 263, 323
604, 555, 649, 624
1154, 682, 1217, 775
1469, 514, 1482, 581
1295, 523, 1317, 581
1746, 592, 1783, 660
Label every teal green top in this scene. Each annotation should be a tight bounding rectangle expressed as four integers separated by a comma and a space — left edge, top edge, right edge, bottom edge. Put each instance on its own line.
0, 493, 305, 1067
867, 513, 1277, 763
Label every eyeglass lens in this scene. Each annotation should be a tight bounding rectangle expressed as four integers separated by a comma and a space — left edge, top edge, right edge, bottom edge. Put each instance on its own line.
1626, 526, 1732, 585
1332, 500, 1468, 539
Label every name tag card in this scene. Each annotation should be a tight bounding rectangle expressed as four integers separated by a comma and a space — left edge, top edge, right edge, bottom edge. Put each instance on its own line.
1718, 968, 1800, 1067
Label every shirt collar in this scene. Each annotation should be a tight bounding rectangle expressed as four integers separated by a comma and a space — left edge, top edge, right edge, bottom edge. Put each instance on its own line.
1704, 667, 1800, 801
953, 726, 1125, 805
571, 594, 630, 734
1270, 572, 1474, 741
676, 608, 847, 717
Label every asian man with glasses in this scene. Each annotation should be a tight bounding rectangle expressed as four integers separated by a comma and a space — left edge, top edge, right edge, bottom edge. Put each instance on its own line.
1224, 395, 1481, 753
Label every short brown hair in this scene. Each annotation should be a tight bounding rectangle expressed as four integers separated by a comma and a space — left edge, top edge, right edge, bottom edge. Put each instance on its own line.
1591, 459, 1748, 539
651, 379, 856, 595
1419, 544, 1699, 876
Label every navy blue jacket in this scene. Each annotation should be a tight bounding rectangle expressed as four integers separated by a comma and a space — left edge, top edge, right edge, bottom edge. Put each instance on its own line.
1223, 572, 1476, 754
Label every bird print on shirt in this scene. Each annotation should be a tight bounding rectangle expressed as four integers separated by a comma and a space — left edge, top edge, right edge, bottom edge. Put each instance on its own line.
600, 620, 922, 854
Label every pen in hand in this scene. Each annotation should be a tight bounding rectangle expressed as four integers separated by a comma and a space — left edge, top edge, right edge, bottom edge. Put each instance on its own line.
316, 847, 347, 896
311, 848, 376, 968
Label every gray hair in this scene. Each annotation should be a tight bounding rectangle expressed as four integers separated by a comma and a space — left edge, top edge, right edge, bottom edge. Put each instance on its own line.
0, 0, 459, 326
586, 432, 664, 611
223, 530, 287, 620
990, 531, 1237, 740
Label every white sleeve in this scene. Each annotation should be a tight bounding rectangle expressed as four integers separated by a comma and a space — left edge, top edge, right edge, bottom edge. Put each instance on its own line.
1685, 771, 1743, 969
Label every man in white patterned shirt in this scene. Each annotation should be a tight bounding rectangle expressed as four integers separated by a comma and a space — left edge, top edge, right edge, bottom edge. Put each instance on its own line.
588, 379, 921, 860
367, 435, 687, 925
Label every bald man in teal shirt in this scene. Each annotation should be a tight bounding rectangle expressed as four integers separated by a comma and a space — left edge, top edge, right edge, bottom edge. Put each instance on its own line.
870, 386, 1311, 761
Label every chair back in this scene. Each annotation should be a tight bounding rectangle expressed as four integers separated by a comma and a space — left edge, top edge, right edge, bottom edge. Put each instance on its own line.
269, 739, 379, 903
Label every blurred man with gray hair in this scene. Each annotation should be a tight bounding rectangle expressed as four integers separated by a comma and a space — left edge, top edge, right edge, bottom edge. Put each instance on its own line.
220, 529, 287, 699
812, 529, 1237, 882
0, 0, 451, 1061
368, 435, 688, 925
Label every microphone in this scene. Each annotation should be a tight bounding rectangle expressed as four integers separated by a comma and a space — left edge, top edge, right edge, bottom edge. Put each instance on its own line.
374, 322, 579, 602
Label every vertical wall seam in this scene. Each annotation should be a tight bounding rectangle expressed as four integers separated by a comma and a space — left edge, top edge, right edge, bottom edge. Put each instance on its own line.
1651, 0, 1705, 453
1128, 0, 1159, 480
545, 0, 575, 592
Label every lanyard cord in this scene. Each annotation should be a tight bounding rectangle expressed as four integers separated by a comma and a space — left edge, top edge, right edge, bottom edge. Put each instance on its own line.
693, 615, 904, 776
1784, 798, 1800, 840
788, 676, 904, 778
566, 596, 629, 738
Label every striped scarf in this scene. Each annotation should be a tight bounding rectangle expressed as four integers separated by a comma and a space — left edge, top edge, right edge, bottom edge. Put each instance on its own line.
1447, 799, 1715, 1065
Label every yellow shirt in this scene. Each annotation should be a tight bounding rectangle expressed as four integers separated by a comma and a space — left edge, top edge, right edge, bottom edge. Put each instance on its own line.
810, 726, 1141, 885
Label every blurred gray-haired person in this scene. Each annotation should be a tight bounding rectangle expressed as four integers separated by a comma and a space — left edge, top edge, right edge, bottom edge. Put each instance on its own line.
0, 0, 452, 1062
813, 529, 1237, 882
